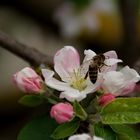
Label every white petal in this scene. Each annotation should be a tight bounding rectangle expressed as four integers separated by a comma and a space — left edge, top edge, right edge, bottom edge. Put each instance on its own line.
81, 49, 97, 77
120, 66, 140, 82
83, 49, 96, 62
80, 60, 91, 77
102, 58, 122, 73
46, 77, 72, 91
102, 71, 125, 94
93, 136, 104, 140
81, 78, 101, 94
68, 134, 92, 140
102, 67, 140, 96
60, 89, 87, 102
102, 51, 122, 72
54, 46, 80, 82
105, 58, 122, 66
41, 69, 54, 82
104, 50, 118, 59
20, 67, 39, 78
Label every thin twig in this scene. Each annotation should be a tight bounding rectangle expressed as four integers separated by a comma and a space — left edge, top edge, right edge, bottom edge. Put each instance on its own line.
0, 31, 53, 67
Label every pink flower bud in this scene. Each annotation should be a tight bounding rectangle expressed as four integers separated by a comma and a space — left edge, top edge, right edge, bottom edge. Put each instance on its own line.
13, 67, 43, 93
98, 93, 115, 106
50, 103, 74, 124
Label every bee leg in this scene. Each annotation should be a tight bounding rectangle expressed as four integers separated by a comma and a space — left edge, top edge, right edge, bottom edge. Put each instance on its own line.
84, 72, 88, 79
104, 63, 111, 67
98, 68, 101, 72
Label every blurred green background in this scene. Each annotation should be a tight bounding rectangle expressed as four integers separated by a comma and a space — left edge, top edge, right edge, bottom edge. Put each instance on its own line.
0, 0, 140, 139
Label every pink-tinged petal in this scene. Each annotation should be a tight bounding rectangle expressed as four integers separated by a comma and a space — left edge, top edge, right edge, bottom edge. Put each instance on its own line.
13, 67, 43, 93
13, 73, 26, 92
120, 82, 136, 96
101, 66, 140, 96
60, 89, 87, 102
50, 103, 74, 124
104, 50, 118, 59
45, 77, 73, 91
134, 84, 140, 92
54, 46, 80, 82
103, 51, 122, 72
41, 69, 54, 82
98, 93, 115, 106
83, 49, 96, 62
22, 77, 42, 93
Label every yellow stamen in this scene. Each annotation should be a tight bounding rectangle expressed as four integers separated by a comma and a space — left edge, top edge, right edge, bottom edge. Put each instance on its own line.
70, 69, 87, 91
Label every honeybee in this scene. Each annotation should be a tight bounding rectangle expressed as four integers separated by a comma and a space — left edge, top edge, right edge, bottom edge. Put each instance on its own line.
84, 54, 107, 84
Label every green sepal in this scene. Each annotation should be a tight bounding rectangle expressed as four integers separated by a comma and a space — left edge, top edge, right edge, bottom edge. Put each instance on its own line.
73, 100, 88, 121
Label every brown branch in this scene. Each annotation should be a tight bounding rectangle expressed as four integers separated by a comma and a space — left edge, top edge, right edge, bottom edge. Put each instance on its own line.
0, 31, 53, 67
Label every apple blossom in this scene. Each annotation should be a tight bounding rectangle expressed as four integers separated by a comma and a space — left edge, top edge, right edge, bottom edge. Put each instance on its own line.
54, 0, 118, 38
13, 67, 43, 93
93, 136, 104, 140
68, 134, 92, 140
42, 46, 121, 102
101, 66, 140, 96
98, 93, 115, 106
50, 102, 74, 124
68, 134, 104, 140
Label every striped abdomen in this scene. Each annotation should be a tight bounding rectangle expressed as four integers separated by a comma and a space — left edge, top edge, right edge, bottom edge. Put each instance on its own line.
88, 65, 98, 84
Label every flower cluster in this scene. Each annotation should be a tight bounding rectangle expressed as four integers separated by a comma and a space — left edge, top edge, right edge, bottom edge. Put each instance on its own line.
55, 0, 118, 39
13, 46, 140, 140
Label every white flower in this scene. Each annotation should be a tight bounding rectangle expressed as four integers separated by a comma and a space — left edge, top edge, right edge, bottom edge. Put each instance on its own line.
68, 134, 92, 140
102, 66, 140, 96
54, 0, 118, 38
42, 46, 121, 102
68, 134, 104, 140
93, 136, 104, 140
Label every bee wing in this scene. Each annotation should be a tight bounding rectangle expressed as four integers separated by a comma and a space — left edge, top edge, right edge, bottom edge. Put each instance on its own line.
80, 60, 91, 77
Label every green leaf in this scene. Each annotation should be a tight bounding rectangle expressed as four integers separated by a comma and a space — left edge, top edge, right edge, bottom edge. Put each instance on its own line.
73, 100, 87, 121
93, 123, 117, 140
18, 95, 44, 107
110, 124, 140, 140
100, 98, 140, 124
17, 115, 58, 140
51, 119, 80, 139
